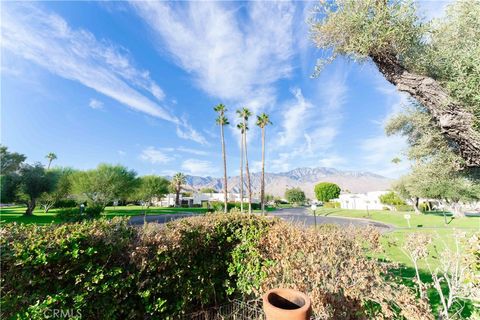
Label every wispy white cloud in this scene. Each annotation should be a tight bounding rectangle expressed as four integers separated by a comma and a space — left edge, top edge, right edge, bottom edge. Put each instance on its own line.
89, 99, 104, 110
131, 1, 295, 115
359, 135, 409, 178
181, 159, 217, 176
268, 66, 348, 171
1, 3, 206, 144
277, 87, 313, 147
140, 147, 173, 164
177, 147, 208, 156
118, 150, 126, 156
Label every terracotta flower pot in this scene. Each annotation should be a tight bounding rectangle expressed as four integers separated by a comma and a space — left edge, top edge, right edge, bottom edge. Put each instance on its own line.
262, 288, 311, 320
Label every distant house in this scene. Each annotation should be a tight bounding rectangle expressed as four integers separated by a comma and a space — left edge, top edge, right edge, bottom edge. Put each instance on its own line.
335, 191, 389, 210
152, 192, 259, 207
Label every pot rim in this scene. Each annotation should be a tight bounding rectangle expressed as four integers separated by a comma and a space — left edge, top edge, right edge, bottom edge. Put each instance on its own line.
262, 288, 311, 313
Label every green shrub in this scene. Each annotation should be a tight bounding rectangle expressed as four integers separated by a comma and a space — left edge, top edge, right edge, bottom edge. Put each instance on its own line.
209, 201, 261, 212
53, 199, 77, 209
323, 201, 341, 208
55, 205, 103, 222
1, 215, 272, 319
395, 204, 414, 212
1, 215, 430, 319
1, 218, 137, 319
419, 202, 429, 212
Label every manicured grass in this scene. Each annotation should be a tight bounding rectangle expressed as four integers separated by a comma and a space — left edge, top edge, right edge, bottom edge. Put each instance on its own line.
0, 205, 208, 224
316, 207, 480, 229
315, 207, 479, 317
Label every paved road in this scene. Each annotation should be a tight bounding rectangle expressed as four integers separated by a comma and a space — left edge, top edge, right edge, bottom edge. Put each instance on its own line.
270, 207, 393, 232
129, 207, 393, 232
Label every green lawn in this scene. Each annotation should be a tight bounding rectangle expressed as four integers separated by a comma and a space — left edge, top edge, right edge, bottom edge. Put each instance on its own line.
314, 207, 479, 317
313, 207, 479, 265
0, 205, 274, 224
315, 207, 479, 229
0, 205, 209, 224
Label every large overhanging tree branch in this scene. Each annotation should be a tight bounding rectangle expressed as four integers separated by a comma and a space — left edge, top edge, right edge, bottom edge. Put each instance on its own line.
310, 0, 480, 167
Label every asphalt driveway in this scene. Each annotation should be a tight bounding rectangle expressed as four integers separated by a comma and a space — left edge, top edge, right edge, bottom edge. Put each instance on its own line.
271, 207, 393, 232
129, 207, 393, 232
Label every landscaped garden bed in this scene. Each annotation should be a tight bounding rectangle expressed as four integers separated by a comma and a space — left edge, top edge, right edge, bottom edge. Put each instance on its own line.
1, 213, 445, 319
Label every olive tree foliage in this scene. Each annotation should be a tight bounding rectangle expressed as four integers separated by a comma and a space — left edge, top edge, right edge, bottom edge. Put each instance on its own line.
310, 0, 480, 167
314, 182, 341, 202
0, 145, 26, 175
388, 105, 480, 217
38, 168, 74, 213
15, 164, 57, 215
136, 175, 169, 211
71, 164, 137, 211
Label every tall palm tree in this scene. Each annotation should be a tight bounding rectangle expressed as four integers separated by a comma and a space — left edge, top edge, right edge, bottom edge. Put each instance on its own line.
236, 123, 246, 213
256, 113, 272, 215
171, 172, 186, 206
236, 107, 252, 213
214, 104, 229, 213
45, 152, 57, 169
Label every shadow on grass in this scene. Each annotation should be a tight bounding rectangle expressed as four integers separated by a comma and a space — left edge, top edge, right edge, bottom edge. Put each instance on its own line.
388, 264, 475, 318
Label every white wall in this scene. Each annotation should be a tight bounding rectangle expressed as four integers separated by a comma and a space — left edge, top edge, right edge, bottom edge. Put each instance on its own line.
337, 191, 388, 210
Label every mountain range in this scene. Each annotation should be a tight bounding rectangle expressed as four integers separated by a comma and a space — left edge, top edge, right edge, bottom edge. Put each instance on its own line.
179, 167, 392, 199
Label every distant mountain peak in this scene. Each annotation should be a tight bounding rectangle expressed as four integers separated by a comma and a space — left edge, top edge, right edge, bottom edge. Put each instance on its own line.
179, 166, 391, 197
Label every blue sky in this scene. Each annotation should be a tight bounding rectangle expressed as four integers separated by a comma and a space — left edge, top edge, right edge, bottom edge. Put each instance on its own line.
1, 1, 449, 178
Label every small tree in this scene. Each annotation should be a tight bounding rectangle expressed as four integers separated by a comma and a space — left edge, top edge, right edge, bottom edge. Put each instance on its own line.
285, 188, 306, 205
16, 163, 57, 215
136, 175, 169, 214
393, 176, 422, 214
379, 191, 406, 211
71, 164, 137, 212
314, 182, 341, 203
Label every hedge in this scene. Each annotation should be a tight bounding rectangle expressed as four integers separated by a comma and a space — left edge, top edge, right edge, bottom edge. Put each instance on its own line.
1, 214, 432, 319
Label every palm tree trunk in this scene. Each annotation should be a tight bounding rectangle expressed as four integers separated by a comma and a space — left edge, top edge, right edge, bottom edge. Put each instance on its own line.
47, 159, 52, 170
260, 127, 265, 215
221, 124, 228, 213
240, 132, 244, 213
243, 120, 252, 214
175, 187, 180, 206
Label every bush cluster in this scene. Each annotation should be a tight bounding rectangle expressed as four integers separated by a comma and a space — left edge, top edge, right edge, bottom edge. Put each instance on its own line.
1, 215, 272, 319
323, 201, 341, 208
1, 215, 432, 319
206, 201, 262, 211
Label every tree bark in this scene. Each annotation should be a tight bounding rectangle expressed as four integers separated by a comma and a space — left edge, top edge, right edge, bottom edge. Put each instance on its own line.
260, 127, 266, 215
24, 198, 36, 216
175, 187, 180, 207
220, 124, 228, 213
412, 197, 421, 214
372, 53, 480, 168
239, 129, 244, 213
243, 119, 252, 214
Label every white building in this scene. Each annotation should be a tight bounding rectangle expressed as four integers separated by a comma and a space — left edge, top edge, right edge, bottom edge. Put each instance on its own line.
152, 192, 259, 207
336, 191, 389, 210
